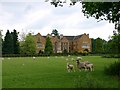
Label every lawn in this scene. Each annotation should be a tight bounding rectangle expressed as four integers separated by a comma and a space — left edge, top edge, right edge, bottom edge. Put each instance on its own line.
2, 56, 119, 88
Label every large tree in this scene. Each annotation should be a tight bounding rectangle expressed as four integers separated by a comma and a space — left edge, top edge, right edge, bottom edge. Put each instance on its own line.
20, 33, 36, 55
3, 30, 14, 54
81, 2, 120, 33
0, 30, 2, 56
91, 38, 107, 54
46, 1, 120, 33
44, 36, 53, 55
11, 29, 20, 54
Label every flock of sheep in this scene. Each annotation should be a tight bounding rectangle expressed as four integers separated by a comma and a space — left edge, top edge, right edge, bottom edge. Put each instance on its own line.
1, 56, 94, 73
66, 56, 94, 72
32, 55, 94, 72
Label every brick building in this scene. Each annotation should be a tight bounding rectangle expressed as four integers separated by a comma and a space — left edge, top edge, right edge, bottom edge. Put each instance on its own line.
34, 33, 92, 53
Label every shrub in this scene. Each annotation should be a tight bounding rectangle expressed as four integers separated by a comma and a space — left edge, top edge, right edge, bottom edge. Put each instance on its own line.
74, 73, 103, 88
104, 61, 120, 77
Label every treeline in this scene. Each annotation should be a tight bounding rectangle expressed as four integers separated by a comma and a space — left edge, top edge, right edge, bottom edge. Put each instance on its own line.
1, 29, 120, 57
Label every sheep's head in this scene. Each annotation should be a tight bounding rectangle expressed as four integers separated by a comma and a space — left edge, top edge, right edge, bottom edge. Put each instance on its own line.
76, 59, 80, 64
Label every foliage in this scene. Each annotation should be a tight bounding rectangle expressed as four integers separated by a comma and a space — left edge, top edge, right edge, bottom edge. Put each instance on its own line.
91, 38, 107, 54
44, 36, 53, 55
0, 30, 2, 56
2, 30, 14, 54
51, 29, 59, 36
20, 33, 36, 55
107, 34, 120, 54
75, 73, 103, 88
104, 61, 120, 77
11, 29, 20, 54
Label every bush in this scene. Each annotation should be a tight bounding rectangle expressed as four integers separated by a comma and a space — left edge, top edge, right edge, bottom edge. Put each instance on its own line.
104, 61, 120, 77
102, 54, 120, 58
74, 73, 103, 88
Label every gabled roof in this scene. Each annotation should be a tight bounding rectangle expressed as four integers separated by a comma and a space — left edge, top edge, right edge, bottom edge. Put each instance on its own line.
73, 35, 83, 40
64, 34, 83, 41
64, 36, 75, 41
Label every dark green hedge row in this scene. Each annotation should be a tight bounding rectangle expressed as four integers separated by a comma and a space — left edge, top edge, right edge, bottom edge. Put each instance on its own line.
102, 54, 120, 58
2, 52, 89, 57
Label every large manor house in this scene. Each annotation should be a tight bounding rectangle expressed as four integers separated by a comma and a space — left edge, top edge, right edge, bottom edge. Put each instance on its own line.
34, 33, 92, 53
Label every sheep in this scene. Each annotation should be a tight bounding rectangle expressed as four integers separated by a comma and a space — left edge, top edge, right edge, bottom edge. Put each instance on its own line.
77, 57, 82, 60
85, 63, 94, 71
33, 56, 36, 60
67, 63, 75, 72
76, 59, 86, 71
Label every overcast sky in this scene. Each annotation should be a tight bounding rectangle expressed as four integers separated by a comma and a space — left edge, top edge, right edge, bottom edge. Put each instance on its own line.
0, 1, 115, 41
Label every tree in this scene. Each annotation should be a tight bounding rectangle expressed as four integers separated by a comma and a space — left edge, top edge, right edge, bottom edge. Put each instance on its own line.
81, 2, 120, 33
106, 34, 120, 54
91, 37, 107, 54
46, 1, 120, 32
51, 29, 59, 36
20, 33, 36, 55
44, 36, 53, 55
0, 30, 2, 56
11, 29, 20, 54
3, 30, 14, 54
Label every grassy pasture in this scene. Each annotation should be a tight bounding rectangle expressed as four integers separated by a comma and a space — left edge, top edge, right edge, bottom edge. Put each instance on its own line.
2, 56, 119, 88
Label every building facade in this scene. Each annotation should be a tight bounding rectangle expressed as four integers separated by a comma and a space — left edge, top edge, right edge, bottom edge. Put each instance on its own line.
34, 33, 92, 53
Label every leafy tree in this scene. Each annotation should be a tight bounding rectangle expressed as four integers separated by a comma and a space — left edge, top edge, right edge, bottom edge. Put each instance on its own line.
107, 34, 120, 54
2, 30, 14, 54
81, 2, 120, 33
11, 29, 20, 54
20, 33, 36, 55
51, 29, 59, 36
91, 38, 107, 54
46, 1, 120, 32
0, 30, 2, 56
44, 36, 53, 55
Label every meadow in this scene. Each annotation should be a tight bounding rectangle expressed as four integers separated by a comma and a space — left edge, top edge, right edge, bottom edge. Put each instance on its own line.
2, 56, 119, 88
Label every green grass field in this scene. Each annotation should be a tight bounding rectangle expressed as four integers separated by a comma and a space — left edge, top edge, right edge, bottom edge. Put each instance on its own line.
2, 56, 119, 88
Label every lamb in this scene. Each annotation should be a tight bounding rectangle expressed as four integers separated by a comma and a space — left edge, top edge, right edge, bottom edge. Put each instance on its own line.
85, 63, 94, 71
67, 63, 75, 72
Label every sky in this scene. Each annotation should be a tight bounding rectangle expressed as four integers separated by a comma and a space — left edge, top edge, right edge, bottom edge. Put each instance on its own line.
0, 1, 115, 41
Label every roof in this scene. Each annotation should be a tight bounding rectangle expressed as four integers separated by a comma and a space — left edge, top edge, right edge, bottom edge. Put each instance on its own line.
64, 35, 83, 41
35, 33, 84, 41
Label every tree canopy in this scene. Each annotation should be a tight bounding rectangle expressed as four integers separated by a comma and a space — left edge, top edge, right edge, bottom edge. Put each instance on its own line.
51, 29, 59, 36
20, 33, 36, 55
46, 1, 120, 33
2, 30, 14, 54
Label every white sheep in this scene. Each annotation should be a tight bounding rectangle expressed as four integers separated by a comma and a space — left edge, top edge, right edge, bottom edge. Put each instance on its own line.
33, 56, 36, 60
85, 63, 94, 71
77, 57, 82, 60
76, 59, 86, 71
67, 63, 75, 72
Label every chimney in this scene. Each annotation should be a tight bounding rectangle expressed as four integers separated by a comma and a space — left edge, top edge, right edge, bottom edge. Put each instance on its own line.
60, 34, 63, 39
87, 34, 89, 37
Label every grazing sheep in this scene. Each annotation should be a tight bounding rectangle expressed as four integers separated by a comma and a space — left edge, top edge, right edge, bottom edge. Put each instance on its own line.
77, 57, 82, 60
68, 55, 70, 57
8, 58, 11, 60
76, 59, 86, 71
33, 57, 36, 60
66, 58, 68, 61
67, 63, 75, 72
85, 63, 94, 71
